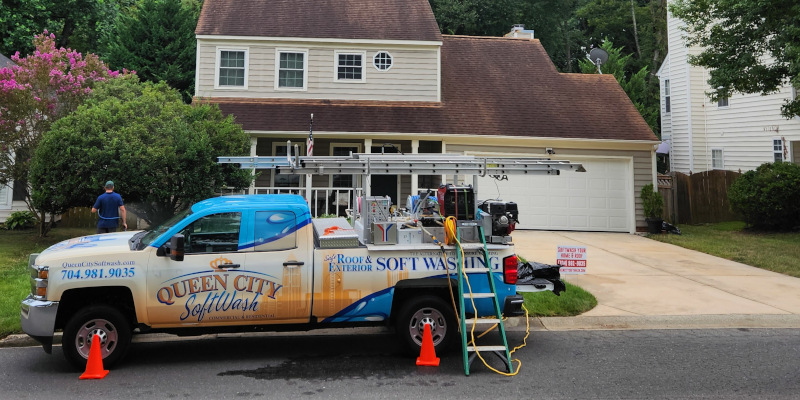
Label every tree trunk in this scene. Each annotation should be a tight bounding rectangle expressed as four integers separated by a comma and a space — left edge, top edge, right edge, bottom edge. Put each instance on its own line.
630, 0, 642, 58
563, 21, 572, 72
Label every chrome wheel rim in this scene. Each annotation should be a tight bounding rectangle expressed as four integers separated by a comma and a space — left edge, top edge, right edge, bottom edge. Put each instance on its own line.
75, 318, 118, 360
407, 307, 447, 346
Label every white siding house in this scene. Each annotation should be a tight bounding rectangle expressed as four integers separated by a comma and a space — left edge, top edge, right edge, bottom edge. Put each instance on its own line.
659, 3, 800, 173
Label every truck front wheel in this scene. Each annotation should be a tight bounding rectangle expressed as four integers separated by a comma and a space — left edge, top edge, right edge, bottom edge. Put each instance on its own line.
396, 295, 456, 355
62, 305, 132, 370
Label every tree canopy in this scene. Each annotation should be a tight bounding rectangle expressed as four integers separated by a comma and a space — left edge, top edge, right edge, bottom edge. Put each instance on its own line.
0, 31, 124, 234
30, 76, 253, 227
670, 0, 800, 118
102, 0, 197, 103
579, 39, 658, 131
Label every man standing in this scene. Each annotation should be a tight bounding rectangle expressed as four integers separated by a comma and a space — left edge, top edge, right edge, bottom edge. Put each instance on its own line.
91, 181, 127, 233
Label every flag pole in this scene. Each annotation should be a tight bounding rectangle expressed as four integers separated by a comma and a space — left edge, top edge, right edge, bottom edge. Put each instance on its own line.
305, 113, 314, 207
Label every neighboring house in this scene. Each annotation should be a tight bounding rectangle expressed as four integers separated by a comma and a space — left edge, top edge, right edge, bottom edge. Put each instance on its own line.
0, 52, 28, 224
658, 5, 800, 174
195, 0, 659, 233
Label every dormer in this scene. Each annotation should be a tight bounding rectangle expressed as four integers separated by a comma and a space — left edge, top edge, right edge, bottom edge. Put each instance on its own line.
194, 0, 443, 102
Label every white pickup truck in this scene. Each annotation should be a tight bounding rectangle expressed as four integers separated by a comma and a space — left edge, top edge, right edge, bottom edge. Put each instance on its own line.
21, 193, 565, 369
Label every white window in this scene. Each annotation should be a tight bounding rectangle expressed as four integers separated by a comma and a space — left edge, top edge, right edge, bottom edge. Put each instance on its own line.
271, 143, 305, 188
335, 51, 365, 82
0, 183, 12, 210
664, 79, 671, 113
717, 96, 729, 107
711, 149, 723, 169
216, 48, 248, 88
276, 50, 308, 90
330, 144, 361, 188
373, 51, 393, 71
773, 138, 784, 162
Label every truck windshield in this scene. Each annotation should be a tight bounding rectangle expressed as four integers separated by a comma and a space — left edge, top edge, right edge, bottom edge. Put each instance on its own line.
137, 208, 193, 248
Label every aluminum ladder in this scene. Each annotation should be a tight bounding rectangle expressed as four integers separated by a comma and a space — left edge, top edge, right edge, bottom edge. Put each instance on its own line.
455, 224, 513, 376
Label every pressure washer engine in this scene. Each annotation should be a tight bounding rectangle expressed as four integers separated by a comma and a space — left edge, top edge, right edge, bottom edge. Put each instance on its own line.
478, 200, 519, 244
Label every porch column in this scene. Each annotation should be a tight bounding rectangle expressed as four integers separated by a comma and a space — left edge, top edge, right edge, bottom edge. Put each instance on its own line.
248, 137, 257, 195
411, 139, 419, 196
441, 141, 447, 185
364, 139, 372, 197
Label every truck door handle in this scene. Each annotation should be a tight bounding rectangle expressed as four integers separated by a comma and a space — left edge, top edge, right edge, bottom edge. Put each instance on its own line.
220, 263, 240, 269
283, 261, 304, 267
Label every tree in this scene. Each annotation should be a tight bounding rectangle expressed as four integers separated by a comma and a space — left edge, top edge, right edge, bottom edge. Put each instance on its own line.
0, 0, 113, 56
428, 0, 591, 72
102, 0, 198, 103
579, 39, 659, 132
728, 162, 800, 230
30, 76, 253, 228
0, 31, 123, 236
429, 0, 525, 36
670, 0, 800, 118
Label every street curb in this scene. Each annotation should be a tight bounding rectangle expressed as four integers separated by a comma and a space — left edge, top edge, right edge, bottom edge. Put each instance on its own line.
5, 315, 800, 349
534, 314, 800, 331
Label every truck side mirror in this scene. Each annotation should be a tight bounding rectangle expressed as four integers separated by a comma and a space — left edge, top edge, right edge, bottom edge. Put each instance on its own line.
170, 234, 185, 261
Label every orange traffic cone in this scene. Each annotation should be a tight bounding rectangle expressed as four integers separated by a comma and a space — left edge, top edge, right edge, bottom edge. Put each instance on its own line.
415, 323, 440, 367
79, 337, 109, 380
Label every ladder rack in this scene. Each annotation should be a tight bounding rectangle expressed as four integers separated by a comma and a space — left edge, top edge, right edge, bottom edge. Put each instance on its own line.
218, 153, 585, 176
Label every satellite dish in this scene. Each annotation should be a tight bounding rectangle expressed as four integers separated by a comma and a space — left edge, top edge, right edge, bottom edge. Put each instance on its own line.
588, 47, 609, 74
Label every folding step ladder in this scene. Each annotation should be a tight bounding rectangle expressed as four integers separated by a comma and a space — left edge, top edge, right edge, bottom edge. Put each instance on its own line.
455, 225, 513, 376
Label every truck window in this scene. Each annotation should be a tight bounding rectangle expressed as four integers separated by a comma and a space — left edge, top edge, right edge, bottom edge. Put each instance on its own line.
254, 211, 296, 251
180, 212, 242, 254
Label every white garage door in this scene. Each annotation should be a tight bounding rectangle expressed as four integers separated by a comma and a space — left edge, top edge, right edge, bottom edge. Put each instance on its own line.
477, 157, 632, 232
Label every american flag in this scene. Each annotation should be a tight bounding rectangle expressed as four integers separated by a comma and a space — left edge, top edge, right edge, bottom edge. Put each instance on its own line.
307, 113, 314, 156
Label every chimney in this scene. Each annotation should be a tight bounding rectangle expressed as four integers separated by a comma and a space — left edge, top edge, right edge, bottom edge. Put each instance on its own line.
504, 24, 534, 39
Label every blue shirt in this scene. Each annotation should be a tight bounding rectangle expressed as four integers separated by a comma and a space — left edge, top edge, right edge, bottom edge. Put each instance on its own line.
93, 192, 124, 228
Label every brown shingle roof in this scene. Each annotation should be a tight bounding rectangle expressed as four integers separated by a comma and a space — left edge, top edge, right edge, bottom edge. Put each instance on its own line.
196, 0, 442, 42
203, 36, 657, 142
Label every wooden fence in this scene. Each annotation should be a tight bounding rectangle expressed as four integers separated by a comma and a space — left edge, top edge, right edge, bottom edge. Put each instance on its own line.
659, 170, 742, 225
60, 207, 143, 230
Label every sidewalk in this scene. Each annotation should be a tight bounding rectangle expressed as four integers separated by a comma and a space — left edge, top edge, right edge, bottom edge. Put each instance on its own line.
511, 230, 800, 330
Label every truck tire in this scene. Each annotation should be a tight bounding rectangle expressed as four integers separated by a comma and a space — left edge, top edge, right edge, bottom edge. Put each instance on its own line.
396, 295, 457, 355
62, 305, 132, 370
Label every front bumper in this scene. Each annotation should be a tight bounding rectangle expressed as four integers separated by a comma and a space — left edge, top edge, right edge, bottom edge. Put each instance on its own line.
20, 295, 59, 354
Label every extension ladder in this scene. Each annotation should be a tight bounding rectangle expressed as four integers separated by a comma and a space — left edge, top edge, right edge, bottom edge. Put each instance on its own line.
455, 225, 513, 376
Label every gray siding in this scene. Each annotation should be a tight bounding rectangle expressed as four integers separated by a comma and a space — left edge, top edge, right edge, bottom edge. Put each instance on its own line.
197, 39, 440, 102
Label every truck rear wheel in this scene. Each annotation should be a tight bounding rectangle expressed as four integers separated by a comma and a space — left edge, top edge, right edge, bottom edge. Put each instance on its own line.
396, 295, 456, 355
62, 305, 132, 370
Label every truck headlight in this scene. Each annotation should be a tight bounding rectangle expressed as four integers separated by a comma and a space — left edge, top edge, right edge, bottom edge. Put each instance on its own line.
28, 258, 48, 300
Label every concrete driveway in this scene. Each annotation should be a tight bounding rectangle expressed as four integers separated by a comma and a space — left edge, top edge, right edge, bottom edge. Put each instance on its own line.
511, 231, 800, 330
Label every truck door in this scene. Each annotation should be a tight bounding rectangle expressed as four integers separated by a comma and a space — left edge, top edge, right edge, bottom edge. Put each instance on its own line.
147, 211, 252, 326
244, 210, 313, 324
146, 209, 312, 326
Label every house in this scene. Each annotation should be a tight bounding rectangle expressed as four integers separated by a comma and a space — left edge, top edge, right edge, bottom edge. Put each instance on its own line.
658, 5, 800, 174
194, 0, 659, 233
0, 52, 28, 224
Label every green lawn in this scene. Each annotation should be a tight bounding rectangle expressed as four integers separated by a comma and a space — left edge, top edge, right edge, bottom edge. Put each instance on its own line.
647, 221, 800, 278
522, 281, 597, 317
0, 227, 96, 337
516, 255, 597, 317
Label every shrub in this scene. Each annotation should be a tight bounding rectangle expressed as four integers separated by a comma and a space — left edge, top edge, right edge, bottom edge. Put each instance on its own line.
728, 162, 800, 230
640, 183, 663, 220
4, 211, 37, 230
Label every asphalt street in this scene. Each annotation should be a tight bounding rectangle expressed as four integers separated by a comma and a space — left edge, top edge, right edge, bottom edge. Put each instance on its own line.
1, 328, 799, 399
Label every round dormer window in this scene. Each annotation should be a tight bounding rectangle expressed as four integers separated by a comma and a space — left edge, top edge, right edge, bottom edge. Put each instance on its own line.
373, 52, 393, 71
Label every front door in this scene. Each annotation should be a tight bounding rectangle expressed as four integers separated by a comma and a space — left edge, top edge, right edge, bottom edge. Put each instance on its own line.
370, 145, 399, 205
